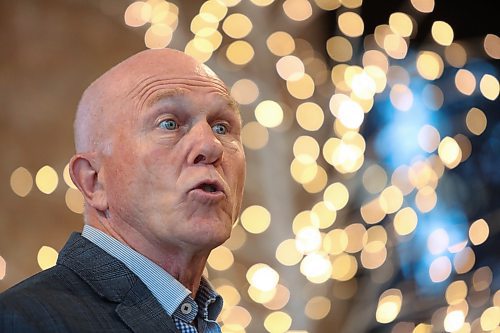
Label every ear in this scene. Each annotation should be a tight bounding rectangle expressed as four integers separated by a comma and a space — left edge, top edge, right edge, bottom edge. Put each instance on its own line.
69, 154, 108, 212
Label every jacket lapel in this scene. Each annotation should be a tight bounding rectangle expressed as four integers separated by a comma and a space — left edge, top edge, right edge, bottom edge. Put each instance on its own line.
115, 281, 179, 332
57, 233, 179, 333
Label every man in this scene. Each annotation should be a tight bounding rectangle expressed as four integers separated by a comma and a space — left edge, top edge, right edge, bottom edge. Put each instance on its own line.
0, 48, 246, 332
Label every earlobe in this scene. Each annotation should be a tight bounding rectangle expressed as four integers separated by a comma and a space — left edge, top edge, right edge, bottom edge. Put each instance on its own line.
69, 154, 108, 212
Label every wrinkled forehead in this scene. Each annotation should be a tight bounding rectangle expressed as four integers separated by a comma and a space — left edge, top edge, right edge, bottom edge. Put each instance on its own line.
127, 72, 233, 110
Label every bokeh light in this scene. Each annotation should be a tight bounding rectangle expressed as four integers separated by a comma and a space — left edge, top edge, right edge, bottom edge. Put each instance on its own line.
2, 2, 498, 333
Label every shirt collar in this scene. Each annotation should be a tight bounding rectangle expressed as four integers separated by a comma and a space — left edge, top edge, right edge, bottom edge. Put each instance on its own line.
82, 225, 191, 316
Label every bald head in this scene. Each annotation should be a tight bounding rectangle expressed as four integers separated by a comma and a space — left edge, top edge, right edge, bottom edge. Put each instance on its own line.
74, 49, 224, 154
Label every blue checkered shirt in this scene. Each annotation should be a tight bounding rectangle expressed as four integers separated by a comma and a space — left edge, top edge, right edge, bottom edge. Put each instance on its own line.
82, 225, 223, 333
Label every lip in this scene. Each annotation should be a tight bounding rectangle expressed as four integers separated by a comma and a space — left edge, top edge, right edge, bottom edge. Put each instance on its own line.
188, 178, 227, 200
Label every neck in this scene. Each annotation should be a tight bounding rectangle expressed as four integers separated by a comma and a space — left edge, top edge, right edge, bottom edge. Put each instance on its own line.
85, 217, 210, 296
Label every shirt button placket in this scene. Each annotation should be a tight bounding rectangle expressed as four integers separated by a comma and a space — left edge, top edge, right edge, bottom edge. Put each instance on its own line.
180, 302, 192, 315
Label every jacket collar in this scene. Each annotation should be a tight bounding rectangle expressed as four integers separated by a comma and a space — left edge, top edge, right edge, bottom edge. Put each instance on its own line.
57, 232, 179, 333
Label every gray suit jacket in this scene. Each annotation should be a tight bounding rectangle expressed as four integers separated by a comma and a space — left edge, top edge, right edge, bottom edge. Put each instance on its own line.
0, 233, 180, 332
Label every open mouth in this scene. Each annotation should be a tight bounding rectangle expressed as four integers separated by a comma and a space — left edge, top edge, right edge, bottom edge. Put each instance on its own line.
192, 181, 224, 195
200, 183, 218, 193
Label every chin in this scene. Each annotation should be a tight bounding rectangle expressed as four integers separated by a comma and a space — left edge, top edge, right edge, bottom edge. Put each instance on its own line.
190, 219, 232, 248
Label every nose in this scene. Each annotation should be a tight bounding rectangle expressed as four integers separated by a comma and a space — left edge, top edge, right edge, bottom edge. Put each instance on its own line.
187, 122, 223, 166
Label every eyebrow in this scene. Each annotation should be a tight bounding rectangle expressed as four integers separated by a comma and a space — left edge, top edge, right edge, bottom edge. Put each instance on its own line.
143, 88, 186, 109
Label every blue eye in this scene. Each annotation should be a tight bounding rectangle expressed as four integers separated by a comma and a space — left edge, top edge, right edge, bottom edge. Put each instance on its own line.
212, 123, 228, 135
159, 119, 178, 130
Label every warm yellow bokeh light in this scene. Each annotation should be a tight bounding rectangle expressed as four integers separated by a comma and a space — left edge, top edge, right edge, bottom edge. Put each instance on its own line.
286, 73, 315, 99
376, 289, 402, 324
323, 229, 348, 255
480, 307, 500, 331
466, 107, 487, 136
282, 0, 313, 21
0, 256, 6, 280
296, 102, 324, 131
226, 40, 254, 65
305, 296, 331, 320
455, 69, 476, 96
65, 188, 84, 214
454, 247, 475, 274
429, 256, 452, 283
124, 1, 152, 27
255, 100, 284, 128
484, 34, 500, 59
411, 0, 434, 13
431, 21, 454, 46
360, 198, 386, 225
231, 79, 259, 105
445, 42, 467, 68
331, 253, 357, 281
247, 263, 279, 291
314, 0, 341, 10
63, 164, 77, 189
250, 0, 275, 6
144, 24, 173, 49
415, 186, 437, 213
37, 246, 58, 270
469, 219, 489, 245
207, 245, 234, 271
416, 51, 444, 80
384, 34, 408, 59
222, 13, 252, 39
219, 305, 251, 330
323, 182, 349, 210
293, 135, 320, 163
290, 159, 319, 184
35, 165, 59, 194
311, 201, 337, 229
267, 31, 295, 56
338, 12, 364, 37
300, 252, 332, 283
393, 207, 418, 236
185, 39, 212, 63
445, 280, 468, 305
326, 36, 353, 62
295, 226, 322, 254
292, 210, 315, 235
242, 121, 269, 150
10, 166, 33, 197
302, 165, 328, 194
344, 223, 367, 254
438, 136, 462, 169
379, 186, 404, 214
216, 284, 241, 307
240, 205, 271, 234
480, 74, 499, 100
263, 284, 290, 311
276, 239, 303, 266
264, 311, 292, 333
389, 12, 413, 37
200, 0, 228, 21
444, 310, 465, 332
276, 55, 305, 81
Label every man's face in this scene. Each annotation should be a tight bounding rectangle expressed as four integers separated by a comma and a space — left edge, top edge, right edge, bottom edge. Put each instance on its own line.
100, 61, 246, 253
